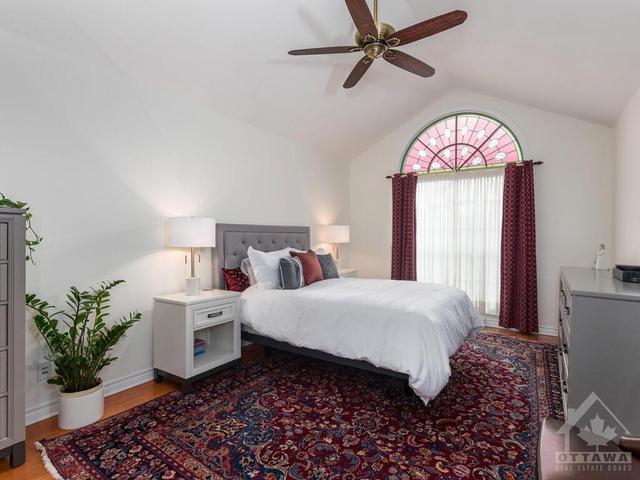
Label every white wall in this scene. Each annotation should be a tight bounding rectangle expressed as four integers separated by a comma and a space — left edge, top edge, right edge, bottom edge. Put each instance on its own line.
350, 89, 614, 335
614, 86, 640, 264
0, 31, 349, 422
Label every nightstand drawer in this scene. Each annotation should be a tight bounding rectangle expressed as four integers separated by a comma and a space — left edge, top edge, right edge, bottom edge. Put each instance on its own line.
193, 302, 236, 331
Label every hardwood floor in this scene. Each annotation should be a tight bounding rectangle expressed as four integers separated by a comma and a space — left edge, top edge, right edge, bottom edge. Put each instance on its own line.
483, 326, 557, 344
0, 328, 555, 479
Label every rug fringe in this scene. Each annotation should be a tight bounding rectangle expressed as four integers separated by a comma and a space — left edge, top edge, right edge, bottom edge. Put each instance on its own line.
35, 441, 64, 480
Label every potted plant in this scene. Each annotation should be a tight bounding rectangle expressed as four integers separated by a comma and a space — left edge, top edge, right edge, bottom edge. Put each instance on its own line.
27, 280, 141, 429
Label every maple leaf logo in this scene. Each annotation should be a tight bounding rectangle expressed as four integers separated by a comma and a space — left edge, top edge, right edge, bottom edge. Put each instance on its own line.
577, 414, 618, 447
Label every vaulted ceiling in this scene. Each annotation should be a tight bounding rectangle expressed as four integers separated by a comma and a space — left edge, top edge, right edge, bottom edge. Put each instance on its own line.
2, 0, 639, 158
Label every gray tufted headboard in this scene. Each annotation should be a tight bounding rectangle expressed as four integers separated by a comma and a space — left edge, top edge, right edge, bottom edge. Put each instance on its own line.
213, 223, 310, 289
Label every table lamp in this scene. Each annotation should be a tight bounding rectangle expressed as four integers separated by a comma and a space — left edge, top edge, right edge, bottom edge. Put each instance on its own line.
324, 225, 350, 265
168, 217, 216, 295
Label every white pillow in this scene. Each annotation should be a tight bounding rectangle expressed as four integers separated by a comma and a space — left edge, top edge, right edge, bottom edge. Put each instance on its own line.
240, 258, 257, 285
247, 246, 292, 289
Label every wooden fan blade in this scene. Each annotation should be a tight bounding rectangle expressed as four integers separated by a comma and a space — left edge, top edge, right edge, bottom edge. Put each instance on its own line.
343, 56, 373, 89
288, 46, 360, 56
383, 50, 435, 78
385, 10, 468, 47
345, 0, 378, 39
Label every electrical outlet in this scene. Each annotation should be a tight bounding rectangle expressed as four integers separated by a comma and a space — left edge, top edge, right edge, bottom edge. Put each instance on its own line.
37, 360, 52, 382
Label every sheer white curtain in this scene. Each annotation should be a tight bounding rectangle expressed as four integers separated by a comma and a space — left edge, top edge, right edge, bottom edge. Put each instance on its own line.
416, 169, 504, 315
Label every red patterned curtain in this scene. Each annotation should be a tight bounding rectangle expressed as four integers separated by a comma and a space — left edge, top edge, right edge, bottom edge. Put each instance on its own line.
499, 161, 539, 333
391, 174, 417, 280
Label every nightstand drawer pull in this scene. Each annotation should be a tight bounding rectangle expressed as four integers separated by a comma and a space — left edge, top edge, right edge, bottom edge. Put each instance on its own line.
207, 311, 223, 319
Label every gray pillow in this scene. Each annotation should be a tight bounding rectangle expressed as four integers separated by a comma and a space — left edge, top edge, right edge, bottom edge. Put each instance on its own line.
240, 258, 257, 285
278, 256, 304, 290
317, 253, 339, 279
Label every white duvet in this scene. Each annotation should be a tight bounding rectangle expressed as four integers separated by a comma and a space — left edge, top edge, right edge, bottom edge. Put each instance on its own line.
240, 277, 483, 403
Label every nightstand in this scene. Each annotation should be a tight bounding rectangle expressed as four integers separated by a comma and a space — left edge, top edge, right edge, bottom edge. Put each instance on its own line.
338, 268, 358, 278
153, 289, 241, 394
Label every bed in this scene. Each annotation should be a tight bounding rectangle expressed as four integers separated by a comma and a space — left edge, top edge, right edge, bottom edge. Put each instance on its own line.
213, 223, 483, 404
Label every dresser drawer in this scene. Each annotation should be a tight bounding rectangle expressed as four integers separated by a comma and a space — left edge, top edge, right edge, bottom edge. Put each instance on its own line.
559, 281, 572, 332
558, 345, 568, 389
558, 350, 568, 384
0, 306, 6, 348
0, 396, 7, 443
0, 264, 7, 303
558, 318, 569, 355
0, 223, 7, 262
559, 275, 572, 309
193, 302, 236, 331
559, 314, 570, 349
0, 351, 7, 395
559, 303, 571, 333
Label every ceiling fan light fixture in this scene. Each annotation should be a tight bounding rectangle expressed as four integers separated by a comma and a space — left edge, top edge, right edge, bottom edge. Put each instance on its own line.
363, 41, 389, 59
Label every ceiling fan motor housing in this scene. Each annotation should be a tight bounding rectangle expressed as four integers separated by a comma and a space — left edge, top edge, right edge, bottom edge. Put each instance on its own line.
356, 22, 395, 58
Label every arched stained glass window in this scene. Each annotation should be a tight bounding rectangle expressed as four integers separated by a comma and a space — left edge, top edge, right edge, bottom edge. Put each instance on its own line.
401, 112, 523, 173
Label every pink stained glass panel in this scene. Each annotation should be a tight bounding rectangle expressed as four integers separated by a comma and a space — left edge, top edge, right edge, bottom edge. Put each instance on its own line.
403, 113, 523, 173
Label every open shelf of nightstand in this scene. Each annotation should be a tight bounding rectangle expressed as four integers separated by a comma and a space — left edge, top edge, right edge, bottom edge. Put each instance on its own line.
192, 319, 237, 375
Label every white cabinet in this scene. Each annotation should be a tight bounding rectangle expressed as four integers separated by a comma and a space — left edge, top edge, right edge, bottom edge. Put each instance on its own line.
153, 290, 241, 393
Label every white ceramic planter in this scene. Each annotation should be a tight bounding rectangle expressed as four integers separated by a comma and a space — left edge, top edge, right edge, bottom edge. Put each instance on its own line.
57, 381, 104, 430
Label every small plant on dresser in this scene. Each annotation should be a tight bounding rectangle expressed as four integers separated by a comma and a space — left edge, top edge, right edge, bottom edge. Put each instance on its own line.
27, 280, 141, 429
0, 192, 43, 263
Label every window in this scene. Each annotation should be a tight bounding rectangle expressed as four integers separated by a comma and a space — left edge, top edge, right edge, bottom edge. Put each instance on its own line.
401, 112, 523, 173
406, 113, 523, 316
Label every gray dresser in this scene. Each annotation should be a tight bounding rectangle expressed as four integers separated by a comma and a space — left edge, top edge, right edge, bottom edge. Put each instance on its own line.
559, 267, 640, 436
0, 209, 25, 467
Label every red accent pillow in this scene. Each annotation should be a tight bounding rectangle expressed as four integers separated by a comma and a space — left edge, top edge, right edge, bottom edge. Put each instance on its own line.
222, 268, 250, 292
290, 250, 324, 285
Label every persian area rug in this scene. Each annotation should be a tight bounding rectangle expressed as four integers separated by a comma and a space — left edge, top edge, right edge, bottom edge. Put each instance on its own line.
37, 332, 562, 479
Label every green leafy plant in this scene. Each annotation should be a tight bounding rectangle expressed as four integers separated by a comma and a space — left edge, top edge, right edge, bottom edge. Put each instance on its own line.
27, 280, 141, 393
0, 192, 43, 263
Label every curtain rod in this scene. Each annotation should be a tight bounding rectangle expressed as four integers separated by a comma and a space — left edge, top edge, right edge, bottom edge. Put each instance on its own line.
385, 160, 543, 179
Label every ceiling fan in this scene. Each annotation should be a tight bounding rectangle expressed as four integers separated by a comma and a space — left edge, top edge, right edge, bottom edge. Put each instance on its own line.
288, 0, 468, 89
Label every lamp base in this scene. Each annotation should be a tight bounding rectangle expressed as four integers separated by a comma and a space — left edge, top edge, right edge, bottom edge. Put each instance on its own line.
185, 277, 200, 296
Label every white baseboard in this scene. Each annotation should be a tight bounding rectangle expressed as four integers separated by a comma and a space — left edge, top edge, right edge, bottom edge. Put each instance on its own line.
483, 316, 558, 337
26, 368, 155, 426
537, 325, 559, 336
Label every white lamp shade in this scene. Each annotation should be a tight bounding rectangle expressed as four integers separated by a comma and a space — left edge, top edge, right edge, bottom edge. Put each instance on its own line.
324, 225, 350, 244
167, 217, 216, 248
